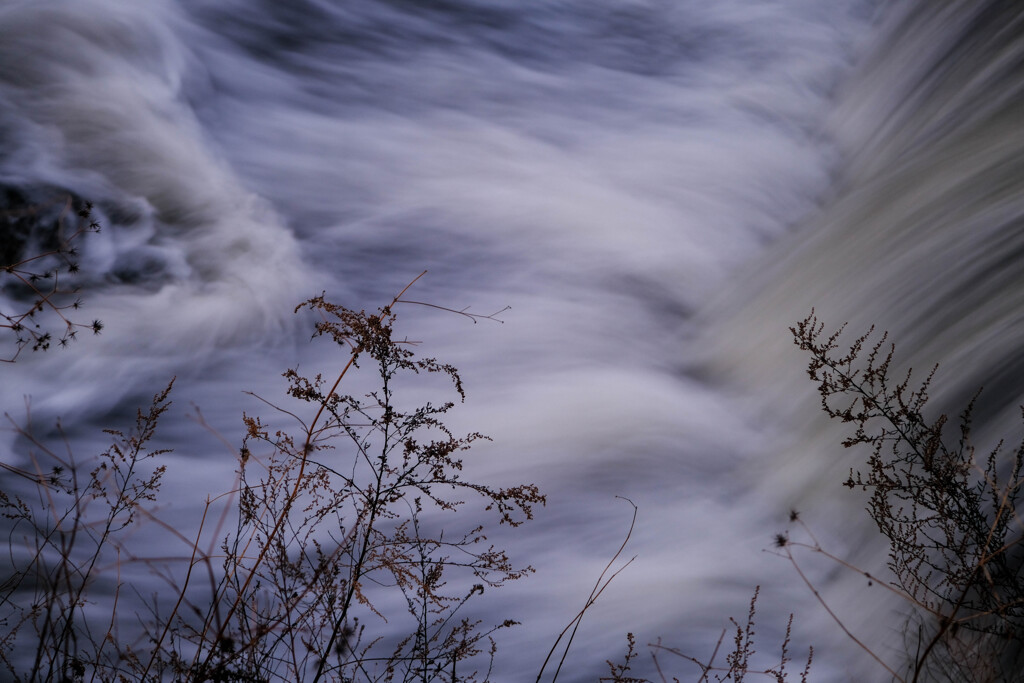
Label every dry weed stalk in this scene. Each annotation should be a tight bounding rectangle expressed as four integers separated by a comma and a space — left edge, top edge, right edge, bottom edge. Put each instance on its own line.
641, 587, 811, 683
598, 312, 1024, 683
544, 505, 809, 683
0, 381, 172, 681
1, 194, 103, 362
1, 275, 543, 682
538, 497, 637, 683
782, 312, 1024, 682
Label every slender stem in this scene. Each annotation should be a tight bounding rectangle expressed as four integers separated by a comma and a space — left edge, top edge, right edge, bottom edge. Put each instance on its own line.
786, 547, 904, 682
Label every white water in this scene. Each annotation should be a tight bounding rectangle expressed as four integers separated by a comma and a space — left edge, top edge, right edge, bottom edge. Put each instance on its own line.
6, 1, 1021, 680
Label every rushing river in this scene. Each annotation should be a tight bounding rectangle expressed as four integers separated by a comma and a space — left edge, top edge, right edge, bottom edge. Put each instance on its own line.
2, 0, 1022, 680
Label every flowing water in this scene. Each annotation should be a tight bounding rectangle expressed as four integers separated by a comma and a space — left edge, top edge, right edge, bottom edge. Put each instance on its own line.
2, 0, 1021, 680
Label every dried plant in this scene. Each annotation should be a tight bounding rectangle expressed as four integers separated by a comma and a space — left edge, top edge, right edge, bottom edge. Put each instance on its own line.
592, 311, 1024, 683
0, 381, 173, 680
601, 632, 645, 683
0, 276, 543, 682
538, 497, 637, 683
786, 312, 1024, 682
15, 262, 1020, 683
541, 503, 809, 683
0, 194, 103, 362
646, 587, 812, 683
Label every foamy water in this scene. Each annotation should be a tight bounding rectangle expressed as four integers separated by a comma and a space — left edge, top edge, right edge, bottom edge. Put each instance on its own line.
4, 1, 1022, 680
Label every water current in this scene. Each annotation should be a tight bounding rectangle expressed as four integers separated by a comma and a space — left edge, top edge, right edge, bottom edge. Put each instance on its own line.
2, 1, 1022, 680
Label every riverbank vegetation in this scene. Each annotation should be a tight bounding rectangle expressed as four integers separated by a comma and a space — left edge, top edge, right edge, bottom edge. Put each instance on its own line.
2, 209, 1023, 681
1, 262, 542, 681
0, 193, 102, 363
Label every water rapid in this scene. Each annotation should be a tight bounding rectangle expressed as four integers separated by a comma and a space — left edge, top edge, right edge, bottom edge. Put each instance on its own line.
2, 1, 1021, 680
